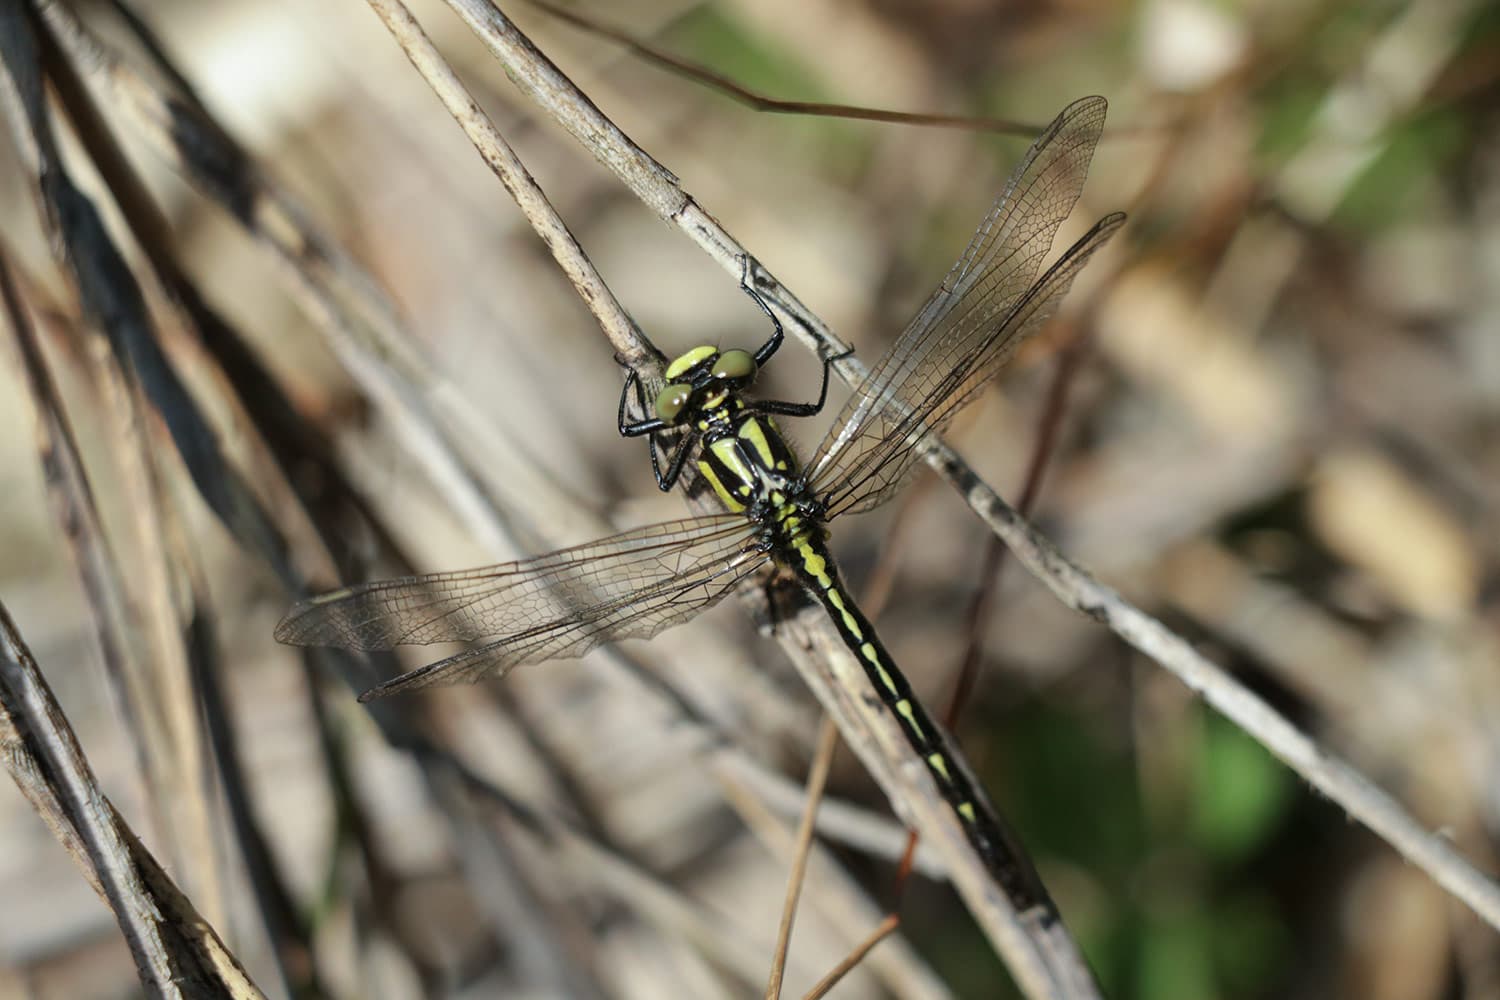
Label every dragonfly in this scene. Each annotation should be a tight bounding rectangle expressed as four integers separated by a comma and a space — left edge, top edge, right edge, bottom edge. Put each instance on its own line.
277, 95, 1124, 909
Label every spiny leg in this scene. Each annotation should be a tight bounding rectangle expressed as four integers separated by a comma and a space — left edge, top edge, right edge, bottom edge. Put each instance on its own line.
656, 428, 700, 492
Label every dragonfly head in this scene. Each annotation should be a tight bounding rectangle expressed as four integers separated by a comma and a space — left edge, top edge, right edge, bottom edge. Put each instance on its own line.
653, 345, 759, 424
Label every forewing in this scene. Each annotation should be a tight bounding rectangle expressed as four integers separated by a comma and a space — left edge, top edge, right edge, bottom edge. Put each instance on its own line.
816, 212, 1125, 517
275, 514, 766, 696
805, 96, 1110, 512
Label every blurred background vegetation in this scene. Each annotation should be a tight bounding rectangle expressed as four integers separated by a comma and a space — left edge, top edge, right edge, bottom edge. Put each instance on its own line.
1, 0, 1497, 998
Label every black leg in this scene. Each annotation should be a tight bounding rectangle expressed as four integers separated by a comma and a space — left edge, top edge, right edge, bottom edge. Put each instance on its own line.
617, 368, 640, 433
657, 429, 698, 492
753, 345, 853, 418
739, 257, 785, 367
620, 368, 677, 487
618, 368, 670, 437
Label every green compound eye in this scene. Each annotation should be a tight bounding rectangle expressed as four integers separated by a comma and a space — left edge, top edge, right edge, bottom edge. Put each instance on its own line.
654, 383, 693, 422
711, 349, 755, 381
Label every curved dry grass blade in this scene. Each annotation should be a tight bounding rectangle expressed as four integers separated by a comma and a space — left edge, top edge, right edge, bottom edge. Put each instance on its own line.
0, 600, 266, 999
34, 0, 529, 562
2, 2, 292, 583
802, 914, 900, 1000
0, 250, 169, 847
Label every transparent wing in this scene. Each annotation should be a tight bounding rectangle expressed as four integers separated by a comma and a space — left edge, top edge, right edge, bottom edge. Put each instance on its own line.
804, 96, 1113, 516
275, 514, 766, 698
811, 212, 1124, 517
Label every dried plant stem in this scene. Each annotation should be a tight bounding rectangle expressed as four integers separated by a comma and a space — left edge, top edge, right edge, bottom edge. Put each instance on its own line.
0, 599, 265, 999
765, 716, 841, 1000
363, 0, 652, 368
804, 914, 901, 1000
936, 450, 1500, 930
521, 0, 1042, 137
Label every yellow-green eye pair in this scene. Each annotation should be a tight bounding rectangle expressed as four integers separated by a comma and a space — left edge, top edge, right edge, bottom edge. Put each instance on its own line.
654, 350, 756, 421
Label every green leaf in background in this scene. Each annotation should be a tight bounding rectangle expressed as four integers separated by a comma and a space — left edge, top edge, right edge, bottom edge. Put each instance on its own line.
1334, 110, 1466, 230
1256, 82, 1323, 163
1138, 909, 1216, 1000
1192, 713, 1293, 860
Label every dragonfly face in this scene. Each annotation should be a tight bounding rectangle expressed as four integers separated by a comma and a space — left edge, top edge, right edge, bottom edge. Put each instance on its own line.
653, 345, 760, 426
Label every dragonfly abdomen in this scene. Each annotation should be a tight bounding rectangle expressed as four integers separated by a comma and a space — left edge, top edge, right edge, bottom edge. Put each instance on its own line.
783, 530, 1052, 911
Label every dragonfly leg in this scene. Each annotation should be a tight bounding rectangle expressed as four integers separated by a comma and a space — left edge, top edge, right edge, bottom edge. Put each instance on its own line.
754, 344, 854, 418
739, 257, 786, 368
619, 368, 679, 487
657, 428, 699, 491
618, 368, 670, 437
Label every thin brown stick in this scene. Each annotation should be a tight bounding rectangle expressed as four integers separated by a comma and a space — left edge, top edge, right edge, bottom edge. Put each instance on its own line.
947, 326, 1090, 729
765, 717, 842, 1000
802, 914, 901, 1000
522, 0, 1042, 137
362, 0, 651, 369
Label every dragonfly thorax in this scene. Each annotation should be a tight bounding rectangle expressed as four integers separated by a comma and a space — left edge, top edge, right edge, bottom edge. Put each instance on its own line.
653, 345, 758, 425
695, 409, 805, 517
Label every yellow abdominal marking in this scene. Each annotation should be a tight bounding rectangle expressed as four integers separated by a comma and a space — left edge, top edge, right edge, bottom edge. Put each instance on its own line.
796, 543, 831, 586
895, 699, 924, 740
958, 802, 977, 823
861, 645, 896, 691
927, 753, 952, 782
